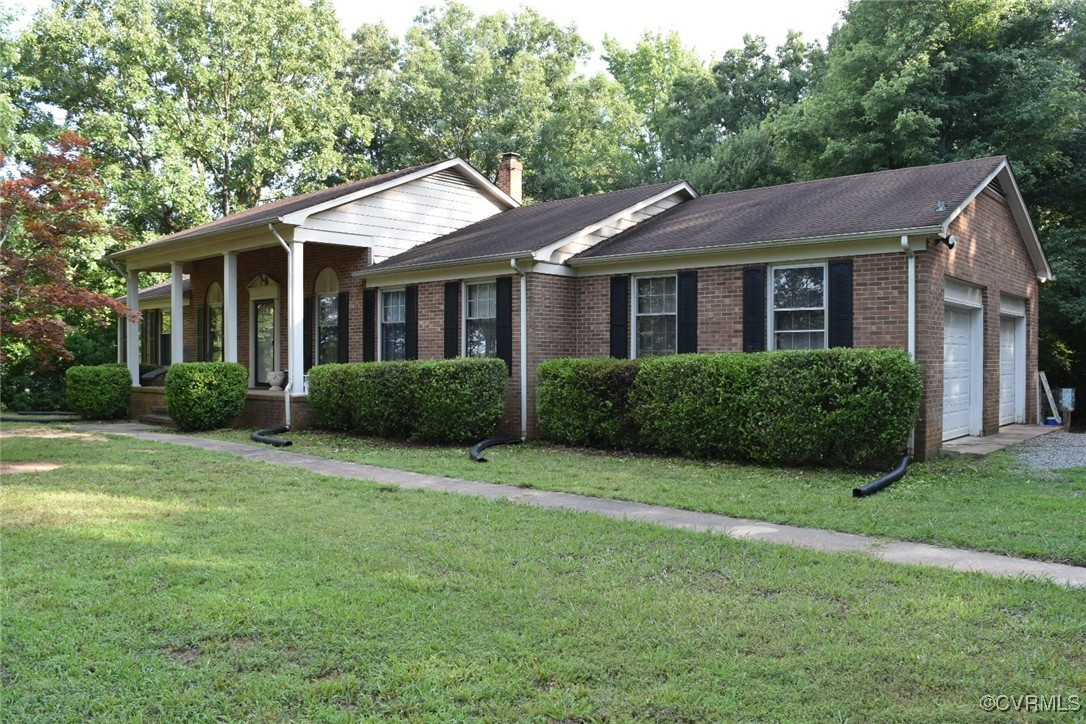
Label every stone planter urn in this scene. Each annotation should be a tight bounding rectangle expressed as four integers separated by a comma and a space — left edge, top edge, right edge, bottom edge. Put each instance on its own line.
267, 370, 287, 391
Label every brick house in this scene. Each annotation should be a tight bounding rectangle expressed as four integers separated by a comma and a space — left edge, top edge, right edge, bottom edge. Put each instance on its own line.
114, 153, 1052, 460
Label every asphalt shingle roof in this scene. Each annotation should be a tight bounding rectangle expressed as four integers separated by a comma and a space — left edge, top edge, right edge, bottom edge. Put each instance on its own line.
368, 182, 685, 272
574, 156, 1006, 261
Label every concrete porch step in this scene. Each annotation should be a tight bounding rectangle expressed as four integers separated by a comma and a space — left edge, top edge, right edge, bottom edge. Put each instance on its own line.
151, 405, 168, 415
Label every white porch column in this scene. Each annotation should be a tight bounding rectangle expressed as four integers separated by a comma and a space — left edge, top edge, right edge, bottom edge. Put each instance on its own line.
170, 262, 184, 364
125, 270, 141, 386
288, 241, 305, 392
223, 252, 238, 363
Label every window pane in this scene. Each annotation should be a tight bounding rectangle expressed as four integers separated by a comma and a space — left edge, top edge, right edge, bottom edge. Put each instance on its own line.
637, 276, 676, 315
637, 315, 676, 357
382, 322, 406, 361
467, 282, 496, 319
774, 267, 824, 309
775, 331, 825, 350
318, 294, 339, 365
466, 318, 497, 358
209, 305, 224, 362
775, 310, 824, 332
382, 291, 405, 323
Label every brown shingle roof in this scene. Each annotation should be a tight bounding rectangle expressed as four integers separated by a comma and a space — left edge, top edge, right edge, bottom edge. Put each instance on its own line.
113, 160, 451, 256
368, 182, 686, 273
574, 156, 1006, 261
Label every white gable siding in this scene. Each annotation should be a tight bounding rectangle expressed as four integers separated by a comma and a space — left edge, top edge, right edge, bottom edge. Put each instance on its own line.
298, 169, 505, 263
549, 193, 685, 264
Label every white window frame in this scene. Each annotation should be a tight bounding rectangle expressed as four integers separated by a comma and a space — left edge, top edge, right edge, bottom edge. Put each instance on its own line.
378, 288, 407, 361
462, 279, 498, 358
631, 274, 678, 359
206, 282, 225, 362
768, 262, 829, 351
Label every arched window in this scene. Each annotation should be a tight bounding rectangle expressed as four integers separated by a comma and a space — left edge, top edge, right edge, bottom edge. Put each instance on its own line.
205, 282, 224, 362
314, 268, 340, 365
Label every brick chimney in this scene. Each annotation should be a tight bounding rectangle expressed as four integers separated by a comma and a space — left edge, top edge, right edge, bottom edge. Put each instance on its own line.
497, 152, 523, 203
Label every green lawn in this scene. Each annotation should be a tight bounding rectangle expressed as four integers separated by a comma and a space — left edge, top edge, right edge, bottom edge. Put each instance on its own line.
196, 427, 1086, 566
2, 429, 1085, 721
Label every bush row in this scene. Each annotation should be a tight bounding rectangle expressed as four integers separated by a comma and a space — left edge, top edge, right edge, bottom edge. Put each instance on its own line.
66, 364, 132, 420
537, 349, 922, 469
308, 358, 508, 444
165, 362, 248, 431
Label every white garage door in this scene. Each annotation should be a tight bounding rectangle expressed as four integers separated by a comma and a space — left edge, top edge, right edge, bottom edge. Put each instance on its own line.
943, 307, 973, 440
999, 317, 1017, 425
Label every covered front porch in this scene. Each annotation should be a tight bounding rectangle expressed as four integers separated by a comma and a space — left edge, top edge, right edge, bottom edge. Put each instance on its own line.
129, 385, 315, 430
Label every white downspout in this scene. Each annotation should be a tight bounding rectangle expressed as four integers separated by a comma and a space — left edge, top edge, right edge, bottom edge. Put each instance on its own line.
510, 258, 528, 440
269, 223, 292, 429
902, 235, 916, 455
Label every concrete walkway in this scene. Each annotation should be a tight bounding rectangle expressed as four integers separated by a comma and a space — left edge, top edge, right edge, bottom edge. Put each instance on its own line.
940, 423, 1058, 457
81, 423, 1086, 588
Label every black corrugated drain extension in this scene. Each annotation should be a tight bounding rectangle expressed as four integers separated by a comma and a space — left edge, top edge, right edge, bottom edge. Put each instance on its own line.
470, 436, 523, 462
853, 455, 911, 497
252, 426, 293, 447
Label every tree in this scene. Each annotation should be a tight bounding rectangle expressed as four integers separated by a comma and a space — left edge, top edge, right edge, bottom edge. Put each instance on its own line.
18, 0, 364, 240
603, 31, 712, 181
0, 132, 133, 369
351, 2, 641, 201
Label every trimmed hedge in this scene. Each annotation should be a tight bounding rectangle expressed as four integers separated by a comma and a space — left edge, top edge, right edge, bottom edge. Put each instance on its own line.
536, 358, 641, 449
412, 358, 508, 443
66, 364, 132, 420
165, 362, 247, 431
308, 358, 508, 444
538, 349, 922, 469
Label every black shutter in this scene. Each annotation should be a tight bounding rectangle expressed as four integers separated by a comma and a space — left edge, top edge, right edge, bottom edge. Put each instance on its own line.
443, 281, 459, 359
496, 276, 513, 373
405, 285, 419, 360
677, 270, 698, 354
609, 275, 630, 359
303, 296, 313, 370
828, 260, 854, 348
336, 291, 350, 363
196, 306, 206, 362
362, 289, 377, 362
743, 266, 766, 353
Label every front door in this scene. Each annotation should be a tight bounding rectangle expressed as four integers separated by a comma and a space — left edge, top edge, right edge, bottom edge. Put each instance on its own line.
253, 299, 276, 386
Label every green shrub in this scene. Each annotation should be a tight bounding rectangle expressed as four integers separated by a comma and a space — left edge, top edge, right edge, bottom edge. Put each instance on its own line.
348, 362, 416, 438
632, 354, 761, 459
538, 349, 922, 469
745, 349, 922, 468
66, 364, 132, 420
537, 358, 641, 448
306, 364, 355, 431
164, 362, 247, 431
412, 358, 508, 443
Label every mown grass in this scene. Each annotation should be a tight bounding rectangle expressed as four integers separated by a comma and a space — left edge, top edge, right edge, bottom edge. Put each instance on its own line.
193, 427, 1086, 566
2, 430, 1085, 721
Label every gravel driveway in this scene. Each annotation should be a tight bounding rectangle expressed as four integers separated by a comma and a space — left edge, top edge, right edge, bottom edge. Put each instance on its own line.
1013, 430, 1086, 470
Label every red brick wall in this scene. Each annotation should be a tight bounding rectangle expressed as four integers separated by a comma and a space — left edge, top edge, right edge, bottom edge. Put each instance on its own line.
575, 276, 612, 357
852, 254, 909, 349
914, 188, 1040, 459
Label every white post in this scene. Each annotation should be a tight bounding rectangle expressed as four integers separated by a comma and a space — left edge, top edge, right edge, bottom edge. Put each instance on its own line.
223, 252, 238, 363
126, 270, 141, 386
170, 262, 184, 365
288, 241, 305, 394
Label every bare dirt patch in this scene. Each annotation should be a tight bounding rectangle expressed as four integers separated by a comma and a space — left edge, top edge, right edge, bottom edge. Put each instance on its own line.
0, 462, 63, 474
165, 645, 201, 665
0, 426, 106, 442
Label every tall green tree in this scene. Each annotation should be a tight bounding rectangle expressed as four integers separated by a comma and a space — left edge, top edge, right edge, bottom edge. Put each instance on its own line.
19, 0, 363, 240
351, 2, 641, 200
603, 31, 712, 181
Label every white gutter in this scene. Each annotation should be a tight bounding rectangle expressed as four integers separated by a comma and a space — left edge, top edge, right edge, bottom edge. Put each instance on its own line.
268, 223, 292, 429
901, 235, 916, 456
510, 258, 529, 440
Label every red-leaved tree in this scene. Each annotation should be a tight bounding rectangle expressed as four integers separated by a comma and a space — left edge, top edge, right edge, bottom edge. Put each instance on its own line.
0, 132, 135, 367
